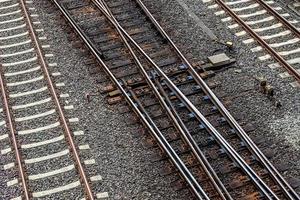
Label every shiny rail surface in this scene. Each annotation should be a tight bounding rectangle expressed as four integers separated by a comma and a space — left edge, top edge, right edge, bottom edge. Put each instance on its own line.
49, 0, 300, 199
0, 0, 96, 199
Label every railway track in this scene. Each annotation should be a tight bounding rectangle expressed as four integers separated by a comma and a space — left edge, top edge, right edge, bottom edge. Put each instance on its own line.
204, 0, 300, 87
0, 0, 107, 199
48, 0, 300, 199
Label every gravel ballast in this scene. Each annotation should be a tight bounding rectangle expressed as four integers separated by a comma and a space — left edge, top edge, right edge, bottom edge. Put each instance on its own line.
0, 0, 299, 199
141, 0, 300, 193
26, 1, 191, 199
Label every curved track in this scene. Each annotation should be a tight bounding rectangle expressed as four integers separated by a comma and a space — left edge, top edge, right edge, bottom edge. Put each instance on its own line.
49, 0, 300, 199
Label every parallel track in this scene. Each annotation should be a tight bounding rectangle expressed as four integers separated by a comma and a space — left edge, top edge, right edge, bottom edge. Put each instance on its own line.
50, 0, 300, 199
206, 0, 300, 87
0, 0, 105, 199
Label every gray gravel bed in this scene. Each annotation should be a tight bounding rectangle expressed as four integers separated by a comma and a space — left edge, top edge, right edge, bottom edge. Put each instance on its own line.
1, 0, 298, 199
26, 0, 191, 199
143, 0, 300, 193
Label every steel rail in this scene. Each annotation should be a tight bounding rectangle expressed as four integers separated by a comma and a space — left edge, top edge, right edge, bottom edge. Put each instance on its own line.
91, 1, 279, 199
152, 73, 233, 200
254, 0, 300, 38
19, 1, 94, 199
214, 0, 300, 83
94, 1, 209, 198
48, 1, 209, 199
135, 0, 300, 199
93, 1, 280, 199
93, 1, 224, 198
127, 88, 207, 200
0, 66, 30, 199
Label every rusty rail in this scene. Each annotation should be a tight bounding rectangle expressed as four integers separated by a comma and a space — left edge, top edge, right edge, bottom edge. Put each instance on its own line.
92, 1, 281, 199
0, 66, 30, 199
213, 1, 300, 199
214, 0, 300, 83
254, 0, 300, 38
19, 1, 95, 199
